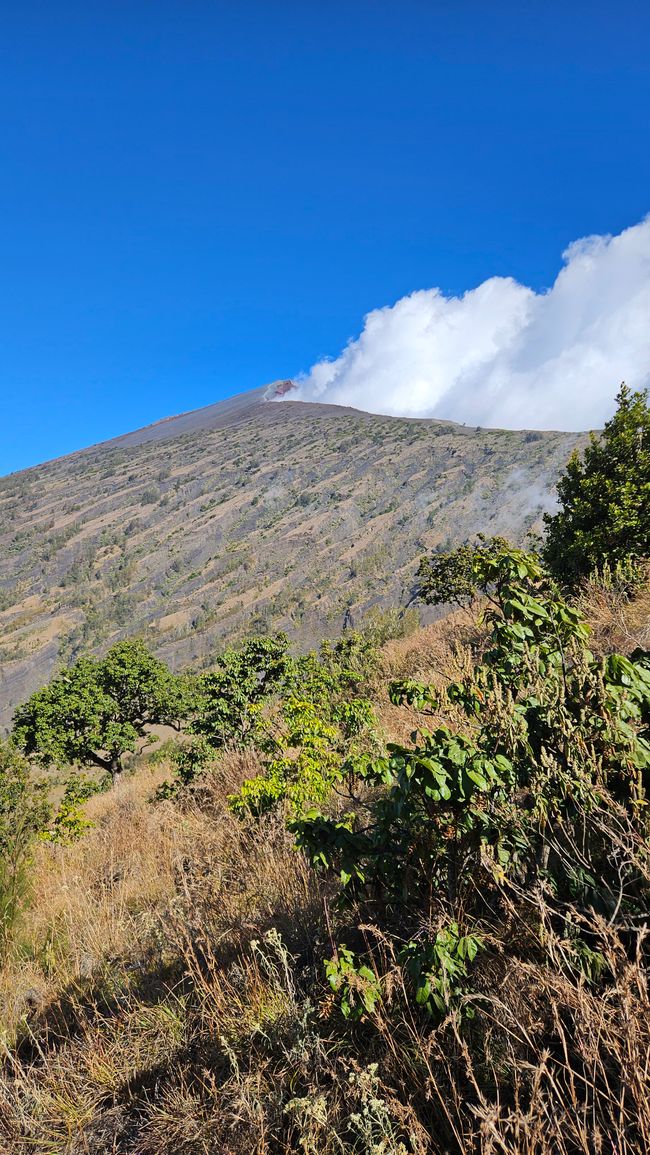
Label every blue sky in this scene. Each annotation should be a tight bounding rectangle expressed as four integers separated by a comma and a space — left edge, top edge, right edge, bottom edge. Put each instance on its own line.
1, 0, 649, 472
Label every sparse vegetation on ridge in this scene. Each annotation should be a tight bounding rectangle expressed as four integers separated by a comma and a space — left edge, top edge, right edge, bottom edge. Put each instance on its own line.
0, 398, 585, 729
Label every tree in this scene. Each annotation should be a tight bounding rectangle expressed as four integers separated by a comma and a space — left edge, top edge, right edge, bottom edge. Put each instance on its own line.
160, 633, 378, 809
416, 534, 510, 607
12, 639, 186, 782
191, 634, 291, 749
543, 383, 650, 586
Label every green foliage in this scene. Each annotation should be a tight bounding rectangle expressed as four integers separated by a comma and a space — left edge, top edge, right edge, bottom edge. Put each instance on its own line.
332, 697, 375, 740
324, 946, 382, 1020
0, 742, 50, 956
41, 773, 106, 844
416, 534, 510, 607
228, 764, 287, 817
229, 634, 378, 818
99, 638, 188, 724
191, 634, 290, 750
294, 543, 650, 1021
399, 923, 484, 1020
141, 629, 380, 814
230, 696, 342, 817
229, 691, 377, 818
323, 926, 484, 1024
294, 720, 514, 907
313, 631, 379, 694
543, 383, 650, 585
12, 639, 186, 781
154, 736, 214, 801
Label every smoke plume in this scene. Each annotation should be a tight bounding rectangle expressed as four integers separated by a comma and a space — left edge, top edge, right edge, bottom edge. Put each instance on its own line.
289, 217, 650, 430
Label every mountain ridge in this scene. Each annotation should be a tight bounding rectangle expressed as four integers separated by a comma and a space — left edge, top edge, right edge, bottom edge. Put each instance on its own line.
4, 382, 588, 477
0, 387, 587, 727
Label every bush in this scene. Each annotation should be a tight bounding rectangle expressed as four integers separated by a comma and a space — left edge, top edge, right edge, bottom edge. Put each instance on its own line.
40, 772, 107, 844
543, 383, 650, 586
416, 534, 509, 607
191, 634, 291, 750
293, 544, 650, 1027
229, 636, 379, 817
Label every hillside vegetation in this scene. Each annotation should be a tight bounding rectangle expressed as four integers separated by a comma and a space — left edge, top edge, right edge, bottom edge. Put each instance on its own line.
0, 386, 648, 1154
0, 394, 584, 727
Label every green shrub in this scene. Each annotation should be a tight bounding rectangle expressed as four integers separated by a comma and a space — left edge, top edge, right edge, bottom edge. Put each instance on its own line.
40, 773, 106, 844
0, 743, 50, 957
230, 697, 341, 817
416, 533, 509, 607
191, 635, 290, 750
324, 945, 382, 1021
293, 544, 650, 1020
399, 923, 484, 1020
13, 639, 187, 782
543, 383, 650, 586
154, 737, 214, 801
228, 635, 378, 818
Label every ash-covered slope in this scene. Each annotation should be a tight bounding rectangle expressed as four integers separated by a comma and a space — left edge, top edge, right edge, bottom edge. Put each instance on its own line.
100, 385, 269, 449
0, 390, 585, 727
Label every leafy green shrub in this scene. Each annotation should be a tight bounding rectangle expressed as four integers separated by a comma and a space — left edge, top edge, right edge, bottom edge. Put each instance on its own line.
543, 383, 650, 586
191, 635, 290, 750
416, 533, 509, 607
154, 736, 214, 801
229, 635, 378, 818
293, 544, 650, 1021
230, 696, 341, 817
41, 773, 106, 844
324, 945, 382, 1020
399, 923, 484, 1020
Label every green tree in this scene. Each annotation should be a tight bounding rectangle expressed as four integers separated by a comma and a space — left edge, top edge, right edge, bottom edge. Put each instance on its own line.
227, 634, 378, 817
191, 634, 291, 749
416, 534, 509, 607
543, 383, 650, 585
13, 639, 186, 782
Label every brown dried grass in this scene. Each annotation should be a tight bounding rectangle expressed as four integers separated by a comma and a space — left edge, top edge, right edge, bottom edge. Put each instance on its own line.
1, 581, 649, 1153
577, 565, 650, 656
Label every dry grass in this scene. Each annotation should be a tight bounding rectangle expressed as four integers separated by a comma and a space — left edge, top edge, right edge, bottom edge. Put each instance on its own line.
0, 764, 178, 1033
376, 573, 650, 743
577, 564, 650, 655
2, 771, 646, 1150
1, 581, 649, 1153
375, 608, 483, 743
0, 751, 332, 1154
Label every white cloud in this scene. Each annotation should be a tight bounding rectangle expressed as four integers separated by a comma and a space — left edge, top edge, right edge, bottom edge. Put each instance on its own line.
287, 217, 650, 430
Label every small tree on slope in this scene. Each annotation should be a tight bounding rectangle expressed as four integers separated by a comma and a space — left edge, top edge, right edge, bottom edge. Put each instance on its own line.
543, 383, 650, 586
12, 639, 186, 782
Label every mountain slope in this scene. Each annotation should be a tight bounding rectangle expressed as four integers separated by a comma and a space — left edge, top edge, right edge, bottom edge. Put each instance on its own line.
0, 390, 586, 727
100, 384, 269, 449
